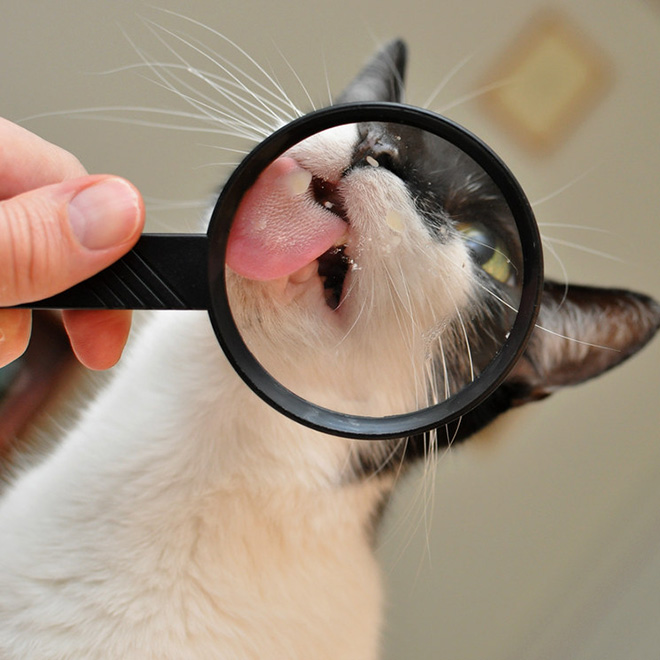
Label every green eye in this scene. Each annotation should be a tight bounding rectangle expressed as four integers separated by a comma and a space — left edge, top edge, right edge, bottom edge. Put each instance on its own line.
456, 222, 513, 283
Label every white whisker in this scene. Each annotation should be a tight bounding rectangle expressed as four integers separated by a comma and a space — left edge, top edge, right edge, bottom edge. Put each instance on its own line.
533, 324, 620, 351
272, 43, 317, 112
143, 197, 208, 211
537, 222, 611, 234
540, 238, 570, 307
137, 21, 283, 135
30, 109, 261, 140
151, 8, 304, 119
541, 236, 623, 263
435, 78, 513, 115
421, 51, 477, 109
321, 51, 334, 107
531, 167, 598, 207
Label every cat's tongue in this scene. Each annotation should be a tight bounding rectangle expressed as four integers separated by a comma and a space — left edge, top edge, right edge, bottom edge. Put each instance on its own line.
226, 157, 346, 280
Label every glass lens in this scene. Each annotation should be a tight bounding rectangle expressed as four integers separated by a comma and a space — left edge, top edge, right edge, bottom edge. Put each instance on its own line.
222, 120, 524, 419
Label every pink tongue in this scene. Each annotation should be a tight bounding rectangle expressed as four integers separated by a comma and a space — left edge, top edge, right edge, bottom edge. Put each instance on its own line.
226, 157, 346, 280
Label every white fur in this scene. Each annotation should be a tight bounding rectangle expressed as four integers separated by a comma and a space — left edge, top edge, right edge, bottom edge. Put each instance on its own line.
0, 312, 388, 659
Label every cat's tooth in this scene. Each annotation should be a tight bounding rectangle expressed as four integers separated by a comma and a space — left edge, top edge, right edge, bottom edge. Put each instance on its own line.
385, 209, 404, 232
333, 232, 349, 247
284, 168, 312, 196
366, 155, 379, 167
288, 261, 317, 284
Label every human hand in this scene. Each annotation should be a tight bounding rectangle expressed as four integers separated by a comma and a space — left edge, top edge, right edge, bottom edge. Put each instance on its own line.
0, 118, 145, 370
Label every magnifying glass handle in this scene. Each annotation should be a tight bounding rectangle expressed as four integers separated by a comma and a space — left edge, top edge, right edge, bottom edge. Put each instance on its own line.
21, 234, 210, 311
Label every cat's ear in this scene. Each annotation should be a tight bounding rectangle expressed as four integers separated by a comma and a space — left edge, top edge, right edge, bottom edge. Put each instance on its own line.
335, 39, 407, 104
508, 281, 660, 402
452, 282, 660, 441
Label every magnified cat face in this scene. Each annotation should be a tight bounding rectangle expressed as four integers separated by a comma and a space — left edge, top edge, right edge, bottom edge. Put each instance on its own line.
18, 103, 538, 437
224, 120, 524, 418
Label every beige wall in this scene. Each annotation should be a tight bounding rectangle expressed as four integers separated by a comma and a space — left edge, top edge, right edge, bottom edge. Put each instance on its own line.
2, 1, 659, 657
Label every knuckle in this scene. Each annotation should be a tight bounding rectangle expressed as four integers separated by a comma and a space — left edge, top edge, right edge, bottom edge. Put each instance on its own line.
0, 194, 63, 305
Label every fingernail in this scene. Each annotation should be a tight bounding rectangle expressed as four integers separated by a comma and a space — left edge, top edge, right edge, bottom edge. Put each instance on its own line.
68, 178, 141, 250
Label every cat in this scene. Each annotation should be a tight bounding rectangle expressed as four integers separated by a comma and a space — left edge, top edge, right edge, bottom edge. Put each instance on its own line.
0, 39, 658, 660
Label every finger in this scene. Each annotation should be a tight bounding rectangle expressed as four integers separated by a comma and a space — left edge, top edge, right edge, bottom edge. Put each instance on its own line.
62, 310, 133, 370
0, 308, 31, 368
0, 175, 145, 306
0, 118, 87, 199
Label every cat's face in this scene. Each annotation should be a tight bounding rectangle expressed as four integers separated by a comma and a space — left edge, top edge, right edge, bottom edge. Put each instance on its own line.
225, 52, 521, 422
225, 40, 659, 470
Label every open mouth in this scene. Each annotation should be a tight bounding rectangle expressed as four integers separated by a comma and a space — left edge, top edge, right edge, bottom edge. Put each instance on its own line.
311, 176, 351, 310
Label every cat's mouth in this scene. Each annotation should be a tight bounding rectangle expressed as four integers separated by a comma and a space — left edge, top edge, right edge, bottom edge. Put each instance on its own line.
226, 157, 353, 314
310, 176, 351, 310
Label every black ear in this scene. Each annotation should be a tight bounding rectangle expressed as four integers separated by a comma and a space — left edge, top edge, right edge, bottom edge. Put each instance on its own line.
335, 39, 407, 104
509, 281, 660, 402
446, 281, 660, 442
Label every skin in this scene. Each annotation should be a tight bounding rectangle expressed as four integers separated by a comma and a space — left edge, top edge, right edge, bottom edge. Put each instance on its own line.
0, 118, 145, 370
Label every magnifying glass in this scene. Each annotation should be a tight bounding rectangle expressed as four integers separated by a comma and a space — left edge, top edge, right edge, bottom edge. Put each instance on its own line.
18, 102, 543, 440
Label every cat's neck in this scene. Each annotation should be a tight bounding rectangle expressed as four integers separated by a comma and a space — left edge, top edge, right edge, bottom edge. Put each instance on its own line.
0, 312, 387, 659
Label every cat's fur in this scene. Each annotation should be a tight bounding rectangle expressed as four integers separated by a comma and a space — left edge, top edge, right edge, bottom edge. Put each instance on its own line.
0, 41, 658, 660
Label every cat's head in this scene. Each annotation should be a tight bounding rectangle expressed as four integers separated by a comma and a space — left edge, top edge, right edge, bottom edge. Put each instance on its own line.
225, 41, 660, 469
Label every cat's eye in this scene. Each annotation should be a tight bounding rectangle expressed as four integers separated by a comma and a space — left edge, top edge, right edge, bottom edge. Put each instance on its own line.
456, 222, 513, 284
11, 103, 543, 440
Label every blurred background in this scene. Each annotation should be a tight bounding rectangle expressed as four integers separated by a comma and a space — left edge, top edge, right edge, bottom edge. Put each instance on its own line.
1, 0, 659, 657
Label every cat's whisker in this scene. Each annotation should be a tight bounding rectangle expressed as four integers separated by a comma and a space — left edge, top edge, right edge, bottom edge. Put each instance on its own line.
530, 167, 598, 208
20, 106, 262, 140
433, 332, 451, 404
444, 417, 463, 449
532, 325, 620, 352
192, 161, 241, 170
155, 62, 283, 134
421, 51, 478, 110
434, 77, 513, 115
188, 68, 298, 124
141, 21, 289, 129
468, 273, 621, 352
19, 106, 262, 144
541, 236, 623, 263
63, 27, 274, 139
122, 27, 251, 132
142, 197, 208, 211
150, 9, 304, 119
107, 58, 299, 124
539, 238, 570, 308
321, 51, 334, 108
453, 301, 476, 385
418, 436, 438, 571
334, 289, 368, 348
130, 25, 281, 137
385, 261, 428, 408
149, 76, 273, 138
33, 109, 264, 141
272, 44, 317, 112
360, 438, 410, 484
537, 222, 611, 234
203, 144, 250, 156
378, 470, 430, 571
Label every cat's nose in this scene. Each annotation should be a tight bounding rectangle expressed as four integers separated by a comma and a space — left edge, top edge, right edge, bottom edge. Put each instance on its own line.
351, 123, 401, 172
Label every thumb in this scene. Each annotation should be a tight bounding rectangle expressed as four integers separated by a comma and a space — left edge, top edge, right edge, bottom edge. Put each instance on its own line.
0, 175, 144, 306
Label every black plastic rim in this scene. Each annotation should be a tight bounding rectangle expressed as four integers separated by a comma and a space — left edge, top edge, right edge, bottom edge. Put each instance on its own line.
207, 102, 543, 440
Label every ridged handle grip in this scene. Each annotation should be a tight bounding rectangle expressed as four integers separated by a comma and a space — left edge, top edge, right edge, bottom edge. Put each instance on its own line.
21, 234, 210, 311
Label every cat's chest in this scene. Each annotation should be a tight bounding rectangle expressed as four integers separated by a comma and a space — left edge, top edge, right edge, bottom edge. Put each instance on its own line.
1, 478, 385, 660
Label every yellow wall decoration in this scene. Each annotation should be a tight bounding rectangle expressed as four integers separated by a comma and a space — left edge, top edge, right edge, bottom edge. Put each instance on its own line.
482, 12, 612, 153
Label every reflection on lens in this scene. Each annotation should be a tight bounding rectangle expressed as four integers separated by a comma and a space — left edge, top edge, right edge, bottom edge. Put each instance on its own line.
225, 121, 524, 418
